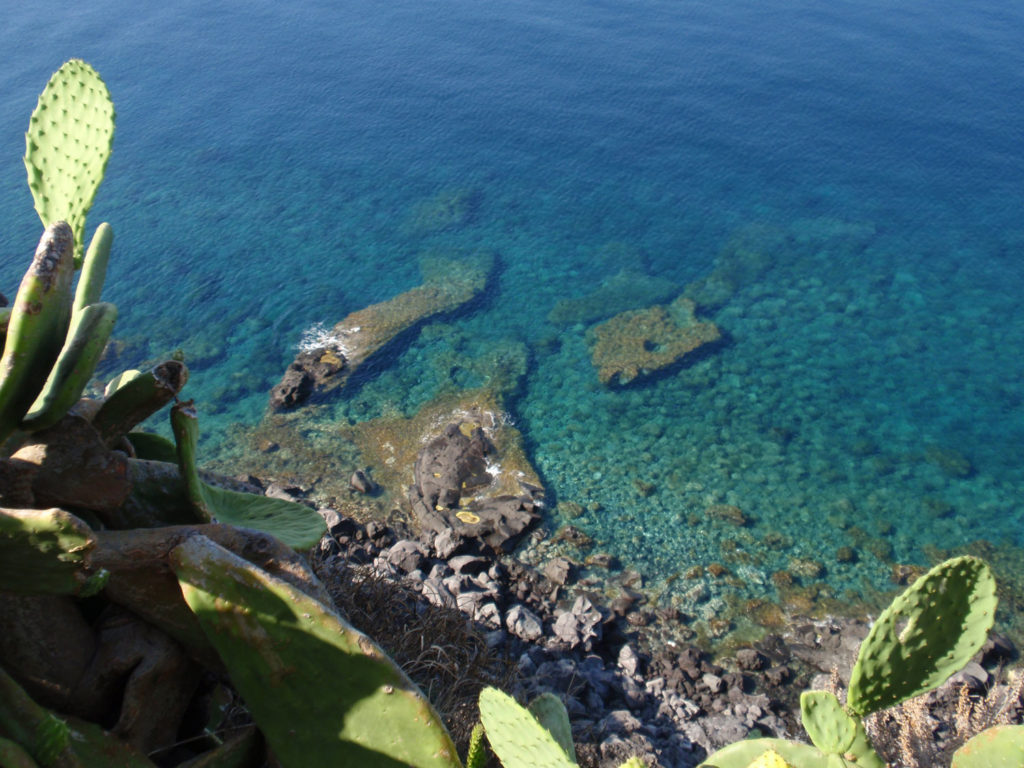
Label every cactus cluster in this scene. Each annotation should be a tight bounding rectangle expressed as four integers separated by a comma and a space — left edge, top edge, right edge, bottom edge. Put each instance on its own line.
2, 61, 458, 768
701, 556, 1006, 768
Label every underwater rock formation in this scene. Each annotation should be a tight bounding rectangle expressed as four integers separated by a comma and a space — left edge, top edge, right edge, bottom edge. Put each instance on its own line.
547, 269, 678, 326
587, 295, 721, 385
269, 253, 491, 410
403, 187, 480, 235
682, 222, 785, 311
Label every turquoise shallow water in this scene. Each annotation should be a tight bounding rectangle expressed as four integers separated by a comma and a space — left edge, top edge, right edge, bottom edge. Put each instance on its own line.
2, 0, 1023, 640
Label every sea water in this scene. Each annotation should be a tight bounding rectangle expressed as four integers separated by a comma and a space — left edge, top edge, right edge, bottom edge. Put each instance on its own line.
1, 0, 1023, 644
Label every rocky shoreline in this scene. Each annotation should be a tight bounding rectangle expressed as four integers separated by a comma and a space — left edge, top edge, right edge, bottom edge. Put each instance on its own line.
246, 476, 1022, 768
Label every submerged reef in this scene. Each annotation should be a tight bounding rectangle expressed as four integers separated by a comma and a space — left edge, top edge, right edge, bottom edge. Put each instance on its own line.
548, 269, 679, 326
587, 295, 722, 385
269, 252, 492, 410
402, 186, 480, 235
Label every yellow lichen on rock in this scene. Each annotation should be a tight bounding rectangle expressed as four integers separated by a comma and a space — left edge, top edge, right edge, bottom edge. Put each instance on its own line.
587, 296, 721, 385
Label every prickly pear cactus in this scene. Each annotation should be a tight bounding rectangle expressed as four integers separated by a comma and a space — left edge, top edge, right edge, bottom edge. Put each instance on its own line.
799, 691, 882, 767
745, 751, 793, 768
951, 724, 1024, 768
0, 665, 155, 767
24, 59, 115, 263
527, 693, 576, 763
73, 223, 113, 314
699, 738, 835, 768
465, 723, 488, 768
21, 300, 117, 431
0, 506, 98, 595
171, 535, 462, 768
0, 222, 75, 442
847, 556, 997, 716
478, 687, 577, 768
0, 736, 38, 768
170, 401, 326, 549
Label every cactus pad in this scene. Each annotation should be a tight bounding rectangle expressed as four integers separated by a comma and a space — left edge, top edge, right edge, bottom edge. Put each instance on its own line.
24, 60, 115, 263
171, 401, 326, 549
527, 693, 576, 763
92, 361, 188, 446
21, 301, 118, 432
799, 691, 882, 767
171, 535, 461, 768
0, 506, 96, 595
478, 687, 577, 768
0, 223, 75, 442
0, 736, 39, 768
951, 724, 1024, 768
465, 723, 488, 768
847, 556, 997, 716
745, 751, 793, 768
699, 738, 837, 768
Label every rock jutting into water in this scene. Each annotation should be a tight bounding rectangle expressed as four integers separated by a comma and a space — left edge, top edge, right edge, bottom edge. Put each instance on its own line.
268, 252, 492, 410
587, 295, 722, 385
350, 388, 543, 553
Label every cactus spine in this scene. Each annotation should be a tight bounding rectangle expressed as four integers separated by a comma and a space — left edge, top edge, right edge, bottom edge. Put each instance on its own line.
24, 60, 115, 265
847, 556, 997, 716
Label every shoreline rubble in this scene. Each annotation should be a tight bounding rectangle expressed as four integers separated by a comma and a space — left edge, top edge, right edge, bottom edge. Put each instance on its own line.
249, 477, 1022, 767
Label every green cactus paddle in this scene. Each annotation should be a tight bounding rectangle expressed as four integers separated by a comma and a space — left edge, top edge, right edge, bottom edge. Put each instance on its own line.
92, 361, 188, 446
20, 301, 117, 432
0, 665, 156, 767
527, 693, 576, 763
478, 687, 578, 768
0, 736, 38, 768
799, 691, 882, 767
24, 59, 115, 265
699, 738, 843, 768
170, 401, 325, 550
847, 556, 997, 716
0, 506, 101, 596
0, 223, 75, 443
170, 535, 462, 768
952, 724, 1024, 768
73, 223, 113, 314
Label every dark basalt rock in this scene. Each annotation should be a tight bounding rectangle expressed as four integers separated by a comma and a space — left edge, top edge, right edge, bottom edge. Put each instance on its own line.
268, 349, 345, 411
409, 422, 541, 553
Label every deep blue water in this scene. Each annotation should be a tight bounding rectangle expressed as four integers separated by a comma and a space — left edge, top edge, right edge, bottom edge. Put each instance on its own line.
2, 0, 1023, 640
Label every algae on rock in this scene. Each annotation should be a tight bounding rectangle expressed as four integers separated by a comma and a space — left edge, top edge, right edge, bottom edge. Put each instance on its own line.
587, 295, 721, 385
